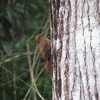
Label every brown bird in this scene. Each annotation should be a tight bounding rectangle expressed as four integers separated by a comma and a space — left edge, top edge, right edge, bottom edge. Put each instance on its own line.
35, 34, 53, 74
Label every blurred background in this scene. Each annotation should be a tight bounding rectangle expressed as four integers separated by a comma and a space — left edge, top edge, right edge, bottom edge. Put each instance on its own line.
0, 0, 52, 100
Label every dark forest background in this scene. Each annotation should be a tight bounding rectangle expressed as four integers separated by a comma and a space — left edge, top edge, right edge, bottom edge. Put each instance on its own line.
0, 0, 52, 100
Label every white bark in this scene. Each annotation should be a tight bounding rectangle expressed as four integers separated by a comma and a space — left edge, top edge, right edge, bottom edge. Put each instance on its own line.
50, 0, 100, 100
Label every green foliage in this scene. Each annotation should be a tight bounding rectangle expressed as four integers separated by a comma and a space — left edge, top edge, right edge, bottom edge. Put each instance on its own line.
0, 0, 51, 100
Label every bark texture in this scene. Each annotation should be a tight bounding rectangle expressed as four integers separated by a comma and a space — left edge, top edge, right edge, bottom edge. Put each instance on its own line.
49, 0, 100, 100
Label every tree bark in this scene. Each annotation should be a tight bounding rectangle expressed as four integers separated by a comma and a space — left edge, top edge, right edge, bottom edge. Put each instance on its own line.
49, 0, 100, 100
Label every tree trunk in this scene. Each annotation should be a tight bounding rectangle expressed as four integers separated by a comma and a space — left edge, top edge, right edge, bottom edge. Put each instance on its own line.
49, 0, 100, 100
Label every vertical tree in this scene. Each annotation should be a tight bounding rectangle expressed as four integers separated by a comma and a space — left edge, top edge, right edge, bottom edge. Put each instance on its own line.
49, 0, 100, 100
